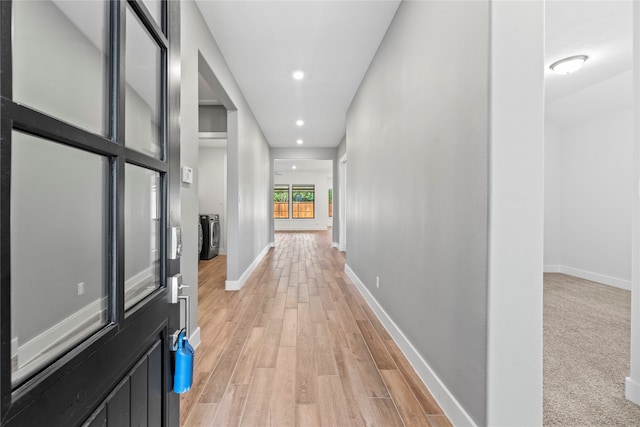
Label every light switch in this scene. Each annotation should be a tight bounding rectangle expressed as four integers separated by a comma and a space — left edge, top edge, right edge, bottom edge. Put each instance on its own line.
181, 166, 193, 184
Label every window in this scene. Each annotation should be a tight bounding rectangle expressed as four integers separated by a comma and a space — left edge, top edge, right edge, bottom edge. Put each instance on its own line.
274, 184, 289, 218
328, 188, 333, 217
292, 185, 315, 219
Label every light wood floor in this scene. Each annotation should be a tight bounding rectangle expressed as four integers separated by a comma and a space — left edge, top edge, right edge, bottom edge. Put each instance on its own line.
181, 230, 451, 427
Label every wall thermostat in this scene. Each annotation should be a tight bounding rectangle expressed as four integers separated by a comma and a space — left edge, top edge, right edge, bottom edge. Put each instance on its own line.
181, 166, 193, 184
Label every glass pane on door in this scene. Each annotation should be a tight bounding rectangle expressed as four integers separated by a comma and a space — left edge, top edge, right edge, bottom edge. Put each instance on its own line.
13, 0, 109, 136
125, 6, 163, 159
10, 131, 109, 386
124, 165, 161, 310
141, 0, 163, 29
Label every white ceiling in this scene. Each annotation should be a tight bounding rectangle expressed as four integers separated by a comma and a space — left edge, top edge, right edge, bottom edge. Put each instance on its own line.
545, 0, 632, 103
195, 0, 401, 148
274, 159, 332, 176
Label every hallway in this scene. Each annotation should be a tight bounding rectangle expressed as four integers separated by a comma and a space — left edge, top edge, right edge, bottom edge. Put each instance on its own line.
181, 230, 451, 426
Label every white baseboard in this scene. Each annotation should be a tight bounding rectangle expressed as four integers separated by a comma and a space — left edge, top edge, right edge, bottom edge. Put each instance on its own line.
344, 264, 477, 427
274, 226, 328, 231
125, 267, 154, 290
18, 298, 105, 368
543, 265, 561, 273
270, 242, 276, 248
331, 242, 339, 249
189, 326, 202, 351
544, 265, 631, 291
225, 244, 271, 291
626, 376, 640, 406
11, 337, 19, 359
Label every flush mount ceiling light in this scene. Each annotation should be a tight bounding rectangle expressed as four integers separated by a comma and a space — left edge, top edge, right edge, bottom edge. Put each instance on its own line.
292, 165, 297, 170
292, 70, 304, 80
296, 139, 303, 145
296, 120, 304, 126
550, 55, 588, 75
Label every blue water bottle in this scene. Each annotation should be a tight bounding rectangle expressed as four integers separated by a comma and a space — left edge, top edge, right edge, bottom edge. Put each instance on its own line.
173, 330, 194, 394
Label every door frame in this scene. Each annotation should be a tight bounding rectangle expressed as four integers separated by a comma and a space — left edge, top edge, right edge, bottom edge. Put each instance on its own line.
339, 153, 347, 252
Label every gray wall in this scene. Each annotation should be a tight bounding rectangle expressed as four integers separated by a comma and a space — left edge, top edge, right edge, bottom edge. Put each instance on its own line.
181, 0, 272, 337
345, 1, 489, 424
198, 105, 228, 132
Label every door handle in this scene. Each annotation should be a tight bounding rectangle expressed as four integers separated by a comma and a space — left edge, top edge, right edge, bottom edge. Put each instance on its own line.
169, 274, 191, 338
178, 294, 190, 338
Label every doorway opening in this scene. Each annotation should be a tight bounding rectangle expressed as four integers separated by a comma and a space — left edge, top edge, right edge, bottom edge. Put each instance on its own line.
272, 159, 334, 233
542, 1, 639, 423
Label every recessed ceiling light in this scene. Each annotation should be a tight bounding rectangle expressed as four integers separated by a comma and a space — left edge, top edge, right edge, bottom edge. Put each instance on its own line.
292, 70, 304, 80
296, 139, 303, 145
296, 120, 304, 126
550, 55, 588, 75
292, 165, 297, 170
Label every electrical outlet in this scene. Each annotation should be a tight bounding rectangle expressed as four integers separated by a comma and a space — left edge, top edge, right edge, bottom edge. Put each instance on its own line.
376, 276, 380, 289
77, 282, 85, 296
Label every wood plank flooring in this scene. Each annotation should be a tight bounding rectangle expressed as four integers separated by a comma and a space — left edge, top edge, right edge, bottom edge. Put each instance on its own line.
181, 230, 451, 427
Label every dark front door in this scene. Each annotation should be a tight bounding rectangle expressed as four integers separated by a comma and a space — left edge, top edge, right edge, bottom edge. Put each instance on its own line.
0, 1, 182, 425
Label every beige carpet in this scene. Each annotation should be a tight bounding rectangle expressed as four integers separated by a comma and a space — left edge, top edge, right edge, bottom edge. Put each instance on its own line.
544, 273, 640, 426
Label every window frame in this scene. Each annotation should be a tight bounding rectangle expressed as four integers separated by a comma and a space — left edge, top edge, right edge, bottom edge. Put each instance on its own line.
291, 184, 315, 219
274, 184, 290, 219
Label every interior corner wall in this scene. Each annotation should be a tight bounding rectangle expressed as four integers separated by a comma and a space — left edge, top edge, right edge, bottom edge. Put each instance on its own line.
180, 0, 271, 335
544, 107, 633, 287
345, 1, 490, 424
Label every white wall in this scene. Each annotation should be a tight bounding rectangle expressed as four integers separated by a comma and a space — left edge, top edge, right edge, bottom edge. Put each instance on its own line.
181, 0, 272, 338
198, 147, 227, 253
487, 2, 544, 424
274, 172, 332, 231
544, 121, 563, 267
545, 93, 633, 290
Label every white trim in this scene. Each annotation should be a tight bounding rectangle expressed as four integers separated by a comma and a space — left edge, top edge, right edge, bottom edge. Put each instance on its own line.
18, 298, 104, 369
626, 376, 640, 406
344, 264, 477, 427
274, 226, 327, 231
331, 242, 339, 249
544, 265, 631, 291
629, 2, 640, 406
225, 244, 271, 291
270, 242, 276, 248
189, 326, 202, 351
11, 337, 18, 359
